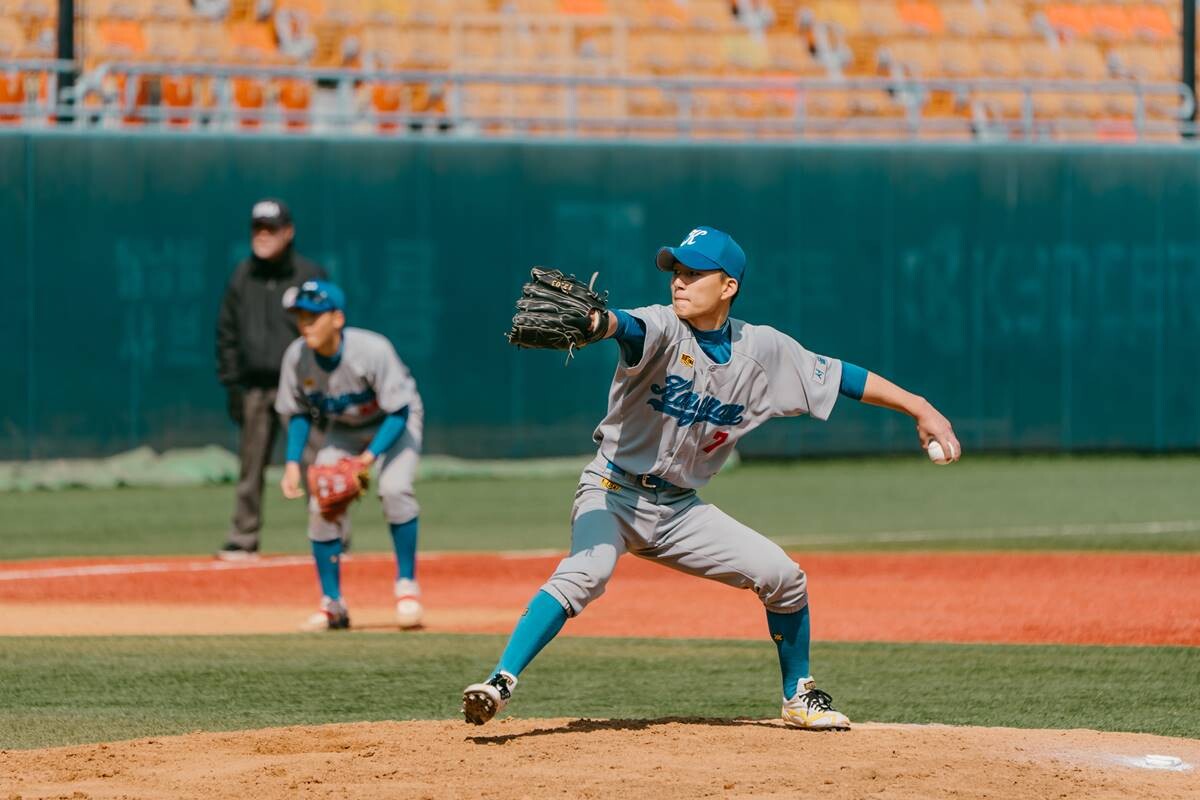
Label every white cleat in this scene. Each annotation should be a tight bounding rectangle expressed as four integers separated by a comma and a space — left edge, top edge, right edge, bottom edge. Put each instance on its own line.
781, 679, 851, 730
394, 578, 424, 629
299, 596, 350, 631
462, 671, 517, 725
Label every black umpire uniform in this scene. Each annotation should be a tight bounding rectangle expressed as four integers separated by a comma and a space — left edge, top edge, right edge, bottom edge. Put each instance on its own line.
215, 199, 326, 558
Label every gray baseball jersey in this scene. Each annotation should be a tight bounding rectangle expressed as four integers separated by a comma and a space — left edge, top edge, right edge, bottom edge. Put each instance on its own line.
593, 304, 843, 489
276, 327, 424, 541
275, 327, 422, 426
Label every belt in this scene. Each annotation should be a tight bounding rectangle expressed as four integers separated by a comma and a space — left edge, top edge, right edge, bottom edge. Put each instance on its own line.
606, 461, 678, 491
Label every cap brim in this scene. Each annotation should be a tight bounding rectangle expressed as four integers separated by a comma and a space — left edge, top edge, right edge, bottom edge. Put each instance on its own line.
656, 246, 724, 273
289, 299, 333, 313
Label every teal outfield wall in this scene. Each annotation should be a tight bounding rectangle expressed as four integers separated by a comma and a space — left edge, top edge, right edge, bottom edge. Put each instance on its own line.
3, 132, 1198, 459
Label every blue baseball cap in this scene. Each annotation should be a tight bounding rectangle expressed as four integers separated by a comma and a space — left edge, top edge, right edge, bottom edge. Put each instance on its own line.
655, 226, 747, 284
285, 280, 345, 313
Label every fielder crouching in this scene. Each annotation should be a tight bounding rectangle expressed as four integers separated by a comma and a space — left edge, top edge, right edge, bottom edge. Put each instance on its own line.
275, 280, 425, 631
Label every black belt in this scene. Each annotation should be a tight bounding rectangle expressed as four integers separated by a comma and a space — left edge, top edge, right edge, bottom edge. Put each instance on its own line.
606, 461, 679, 491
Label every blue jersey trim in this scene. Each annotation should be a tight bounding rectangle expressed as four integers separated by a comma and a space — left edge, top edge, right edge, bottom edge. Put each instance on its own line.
285, 414, 312, 463
689, 320, 732, 365
612, 309, 648, 366
367, 406, 410, 457
313, 338, 345, 373
839, 361, 868, 401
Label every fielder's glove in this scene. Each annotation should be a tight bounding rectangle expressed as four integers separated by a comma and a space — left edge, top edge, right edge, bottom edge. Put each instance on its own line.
307, 457, 371, 521
507, 267, 608, 355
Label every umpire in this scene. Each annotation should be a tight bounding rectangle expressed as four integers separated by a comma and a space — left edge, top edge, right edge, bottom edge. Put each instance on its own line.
215, 198, 326, 559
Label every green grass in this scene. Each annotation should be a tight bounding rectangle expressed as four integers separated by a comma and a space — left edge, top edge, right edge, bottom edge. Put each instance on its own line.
1, 455, 1198, 559
0, 634, 1195, 749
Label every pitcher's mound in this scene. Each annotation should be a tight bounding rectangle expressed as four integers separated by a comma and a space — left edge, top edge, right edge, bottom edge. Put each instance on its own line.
4, 719, 1197, 799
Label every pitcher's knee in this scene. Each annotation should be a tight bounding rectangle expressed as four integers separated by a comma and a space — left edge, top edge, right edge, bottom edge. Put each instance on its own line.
758, 561, 809, 612
541, 565, 615, 617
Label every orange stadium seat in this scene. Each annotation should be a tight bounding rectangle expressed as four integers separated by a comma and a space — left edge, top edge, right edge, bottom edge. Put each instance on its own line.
725, 32, 770, 74
689, 0, 736, 32
765, 32, 821, 74
0, 18, 28, 59
858, 1, 903, 37
559, 0, 608, 14
150, 0, 193, 21
277, 77, 312, 129
1043, 5, 1093, 40
190, 21, 231, 62
228, 22, 279, 63
1091, 5, 1134, 42
984, 4, 1032, 38
1129, 5, 1173, 41
92, 19, 149, 60
363, 0, 410, 27
14, 0, 56, 19
897, 1, 944, 35
941, 3, 984, 37
885, 39, 940, 77
938, 39, 982, 79
232, 76, 266, 127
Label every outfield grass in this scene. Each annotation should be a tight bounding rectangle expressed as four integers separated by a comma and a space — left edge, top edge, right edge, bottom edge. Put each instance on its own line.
1, 456, 1197, 559
0, 634, 1195, 749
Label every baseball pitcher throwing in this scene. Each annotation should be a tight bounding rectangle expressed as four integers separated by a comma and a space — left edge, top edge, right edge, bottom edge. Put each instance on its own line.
462, 226, 960, 729
275, 280, 425, 631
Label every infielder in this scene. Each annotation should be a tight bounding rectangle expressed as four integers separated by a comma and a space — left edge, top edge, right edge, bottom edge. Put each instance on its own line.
275, 280, 426, 631
463, 226, 960, 728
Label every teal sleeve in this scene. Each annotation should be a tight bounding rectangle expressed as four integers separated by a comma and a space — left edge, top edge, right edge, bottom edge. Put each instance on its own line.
839, 362, 868, 401
285, 415, 311, 463
367, 406, 410, 457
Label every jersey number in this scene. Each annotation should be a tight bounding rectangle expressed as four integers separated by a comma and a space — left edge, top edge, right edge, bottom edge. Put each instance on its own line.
702, 431, 729, 453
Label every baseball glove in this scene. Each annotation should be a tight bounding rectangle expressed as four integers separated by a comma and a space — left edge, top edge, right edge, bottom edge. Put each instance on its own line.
507, 267, 609, 354
307, 457, 370, 521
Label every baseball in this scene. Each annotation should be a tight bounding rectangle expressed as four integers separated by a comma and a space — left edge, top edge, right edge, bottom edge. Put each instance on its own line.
926, 440, 956, 465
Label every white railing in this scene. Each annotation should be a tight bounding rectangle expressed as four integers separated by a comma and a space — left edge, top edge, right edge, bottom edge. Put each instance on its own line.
1, 59, 1194, 141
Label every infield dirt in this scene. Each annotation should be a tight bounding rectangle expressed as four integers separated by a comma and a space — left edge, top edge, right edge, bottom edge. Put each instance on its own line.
3, 719, 1198, 799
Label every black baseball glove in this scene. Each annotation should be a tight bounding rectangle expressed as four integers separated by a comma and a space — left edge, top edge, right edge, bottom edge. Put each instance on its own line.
506, 267, 609, 353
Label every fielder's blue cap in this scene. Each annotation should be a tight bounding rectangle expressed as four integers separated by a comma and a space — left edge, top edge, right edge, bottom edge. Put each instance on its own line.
655, 226, 747, 284
285, 279, 345, 313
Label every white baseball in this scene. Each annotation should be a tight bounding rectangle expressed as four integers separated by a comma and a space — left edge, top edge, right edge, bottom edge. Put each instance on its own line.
926, 440, 956, 465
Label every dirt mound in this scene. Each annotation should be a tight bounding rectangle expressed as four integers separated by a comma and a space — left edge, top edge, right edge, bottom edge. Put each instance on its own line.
3, 720, 1197, 799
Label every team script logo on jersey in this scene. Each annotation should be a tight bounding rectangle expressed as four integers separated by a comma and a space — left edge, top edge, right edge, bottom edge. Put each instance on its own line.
648, 375, 745, 428
305, 388, 379, 416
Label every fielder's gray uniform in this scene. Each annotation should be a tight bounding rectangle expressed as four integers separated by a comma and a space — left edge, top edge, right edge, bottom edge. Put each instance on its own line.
541, 305, 841, 617
276, 327, 423, 542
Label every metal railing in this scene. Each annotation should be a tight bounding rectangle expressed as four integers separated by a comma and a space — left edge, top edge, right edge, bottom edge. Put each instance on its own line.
1, 59, 1194, 141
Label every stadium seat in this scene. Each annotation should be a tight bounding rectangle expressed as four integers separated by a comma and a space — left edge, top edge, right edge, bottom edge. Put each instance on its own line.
277, 77, 311, 129
897, 1, 944, 35
941, 3, 984, 37
984, 4, 1033, 38
0, 18, 28, 59
1042, 5, 1094, 40
765, 32, 821, 74
559, 0, 608, 14
938, 39, 982, 79
1129, 5, 1173, 41
1091, 5, 1134, 42
858, 1, 903, 37
725, 32, 770, 74
92, 19, 149, 60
